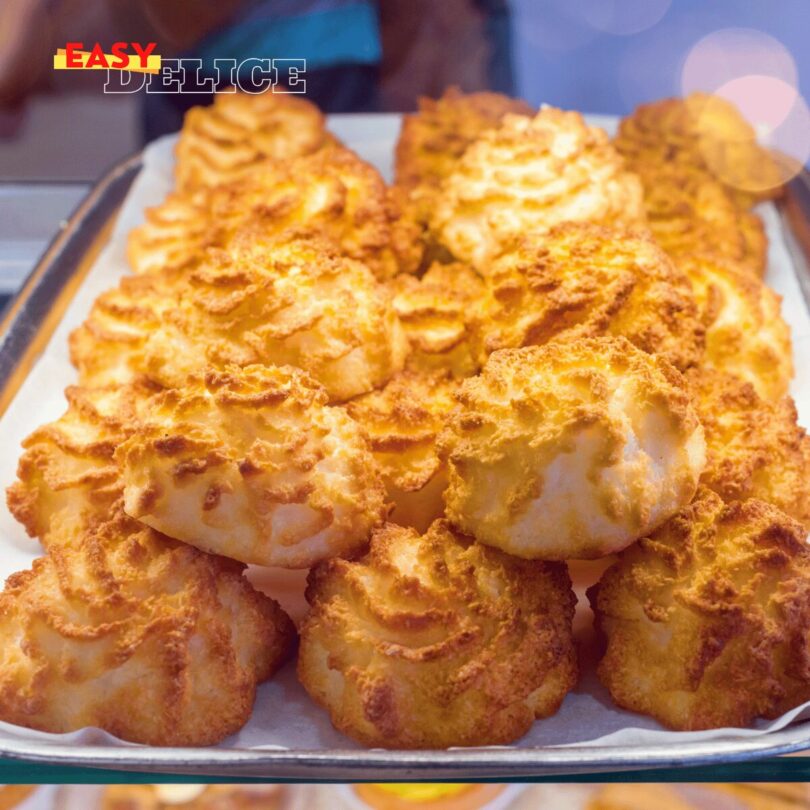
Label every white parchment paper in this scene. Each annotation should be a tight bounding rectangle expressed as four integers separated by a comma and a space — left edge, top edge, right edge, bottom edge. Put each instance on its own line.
0, 114, 809, 755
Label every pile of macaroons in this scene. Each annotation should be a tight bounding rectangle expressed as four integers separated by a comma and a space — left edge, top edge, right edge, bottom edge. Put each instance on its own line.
5, 87, 810, 749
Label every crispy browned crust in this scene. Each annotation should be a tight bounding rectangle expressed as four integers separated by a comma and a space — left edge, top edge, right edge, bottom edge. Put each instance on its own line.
431, 107, 646, 269
131, 145, 405, 281
7, 383, 153, 541
68, 271, 189, 390
439, 338, 705, 559
632, 161, 768, 276
76, 237, 410, 402
116, 364, 388, 568
681, 252, 793, 400
297, 519, 577, 748
615, 93, 786, 206
346, 370, 459, 531
590, 488, 810, 730
0, 503, 295, 746
687, 367, 810, 528
394, 86, 533, 190
390, 261, 485, 379
174, 90, 331, 193
472, 222, 704, 372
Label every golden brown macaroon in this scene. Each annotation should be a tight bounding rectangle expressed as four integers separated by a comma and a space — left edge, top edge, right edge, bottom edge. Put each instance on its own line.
76, 238, 409, 402
131, 146, 404, 281
431, 107, 645, 270
174, 89, 331, 193
440, 338, 706, 560
394, 86, 533, 190
346, 370, 459, 532
615, 92, 785, 206
117, 364, 387, 568
168, 237, 409, 401
390, 261, 485, 379
634, 161, 768, 276
682, 252, 793, 400
0, 504, 295, 746
392, 89, 534, 273
7, 383, 151, 540
590, 488, 810, 731
68, 270, 195, 390
472, 222, 704, 372
298, 519, 577, 748
687, 367, 810, 528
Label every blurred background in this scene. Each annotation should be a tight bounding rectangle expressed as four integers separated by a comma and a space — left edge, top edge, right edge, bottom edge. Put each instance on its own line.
0, 0, 809, 300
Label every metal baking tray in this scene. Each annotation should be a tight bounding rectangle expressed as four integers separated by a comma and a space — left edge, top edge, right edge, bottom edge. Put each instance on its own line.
1, 127, 810, 778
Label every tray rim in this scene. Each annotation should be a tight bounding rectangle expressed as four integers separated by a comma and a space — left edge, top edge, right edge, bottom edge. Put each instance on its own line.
2, 141, 810, 777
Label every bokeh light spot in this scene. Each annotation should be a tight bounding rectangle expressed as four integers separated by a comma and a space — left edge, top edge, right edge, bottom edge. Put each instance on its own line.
682, 28, 798, 96
577, 0, 672, 36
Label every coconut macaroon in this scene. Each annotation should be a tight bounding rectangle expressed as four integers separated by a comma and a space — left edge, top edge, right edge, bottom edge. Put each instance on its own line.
589, 489, 810, 730
346, 371, 459, 532
68, 270, 197, 390
394, 87, 533, 190
440, 338, 705, 560
472, 222, 704, 372
298, 519, 577, 748
687, 367, 810, 528
615, 92, 785, 207
117, 364, 387, 568
174, 89, 331, 193
76, 238, 409, 402
7, 383, 151, 541
390, 261, 485, 379
431, 107, 645, 270
634, 161, 767, 276
391, 89, 533, 272
130, 146, 404, 281
682, 252, 793, 400
0, 504, 295, 746
170, 237, 409, 402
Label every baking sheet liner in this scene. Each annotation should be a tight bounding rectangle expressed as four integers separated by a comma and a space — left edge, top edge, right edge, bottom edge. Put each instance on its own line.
0, 114, 808, 757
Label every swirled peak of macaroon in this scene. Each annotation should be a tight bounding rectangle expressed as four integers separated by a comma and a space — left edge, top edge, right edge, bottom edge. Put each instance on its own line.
589, 488, 810, 730
394, 86, 533, 191
431, 107, 645, 270
346, 370, 460, 532
389, 261, 485, 379
440, 338, 706, 560
0, 503, 295, 746
116, 364, 388, 568
630, 160, 767, 277
681, 252, 793, 401
686, 367, 810, 528
297, 519, 577, 749
615, 92, 786, 207
7, 382, 152, 542
472, 222, 704, 372
174, 89, 331, 193
81, 237, 409, 402
130, 145, 404, 281
170, 236, 410, 402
